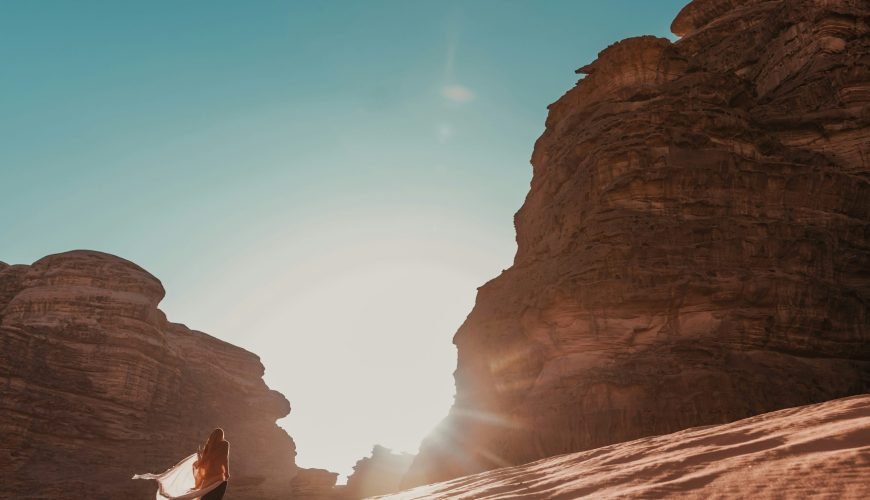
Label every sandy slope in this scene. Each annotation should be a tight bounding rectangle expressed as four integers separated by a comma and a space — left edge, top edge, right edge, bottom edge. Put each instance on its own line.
379, 396, 870, 499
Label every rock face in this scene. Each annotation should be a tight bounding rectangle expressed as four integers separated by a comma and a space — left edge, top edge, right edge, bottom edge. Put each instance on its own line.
385, 395, 870, 499
404, 0, 870, 487
289, 468, 340, 500
0, 250, 336, 499
344, 446, 415, 499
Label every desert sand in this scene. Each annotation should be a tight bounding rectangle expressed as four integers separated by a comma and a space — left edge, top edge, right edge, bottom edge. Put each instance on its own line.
381, 395, 870, 499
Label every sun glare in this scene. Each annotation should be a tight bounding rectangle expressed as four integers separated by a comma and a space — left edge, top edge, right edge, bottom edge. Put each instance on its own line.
193, 209, 512, 481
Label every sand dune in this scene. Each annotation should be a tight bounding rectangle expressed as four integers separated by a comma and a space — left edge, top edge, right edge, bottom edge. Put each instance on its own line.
380, 395, 870, 499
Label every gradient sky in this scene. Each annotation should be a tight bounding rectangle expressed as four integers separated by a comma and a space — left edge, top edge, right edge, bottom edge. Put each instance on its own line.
1, 0, 686, 481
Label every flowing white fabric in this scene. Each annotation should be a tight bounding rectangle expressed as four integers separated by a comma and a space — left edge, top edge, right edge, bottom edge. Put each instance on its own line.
133, 453, 223, 500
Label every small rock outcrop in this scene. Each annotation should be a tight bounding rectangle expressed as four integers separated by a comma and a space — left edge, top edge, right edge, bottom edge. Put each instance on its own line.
0, 250, 336, 499
344, 446, 415, 499
404, 0, 870, 487
289, 468, 341, 499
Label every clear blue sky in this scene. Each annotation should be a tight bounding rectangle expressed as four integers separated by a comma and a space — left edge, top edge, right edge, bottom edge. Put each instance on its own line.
1, 0, 686, 480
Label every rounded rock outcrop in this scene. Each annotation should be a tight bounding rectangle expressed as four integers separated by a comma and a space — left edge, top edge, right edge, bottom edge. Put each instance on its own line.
0, 250, 334, 498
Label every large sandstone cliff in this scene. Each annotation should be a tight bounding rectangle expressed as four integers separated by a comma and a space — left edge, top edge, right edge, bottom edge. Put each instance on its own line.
405, 0, 870, 487
0, 250, 336, 499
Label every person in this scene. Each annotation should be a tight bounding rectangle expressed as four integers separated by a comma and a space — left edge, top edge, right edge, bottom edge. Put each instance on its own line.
193, 428, 230, 500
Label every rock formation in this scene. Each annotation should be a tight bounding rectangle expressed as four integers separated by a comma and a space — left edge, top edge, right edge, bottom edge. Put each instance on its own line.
384, 395, 870, 499
0, 250, 336, 499
289, 468, 340, 500
404, 0, 870, 487
343, 445, 415, 499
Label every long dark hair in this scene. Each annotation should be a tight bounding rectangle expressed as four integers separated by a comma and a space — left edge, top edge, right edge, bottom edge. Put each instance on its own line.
202, 428, 224, 457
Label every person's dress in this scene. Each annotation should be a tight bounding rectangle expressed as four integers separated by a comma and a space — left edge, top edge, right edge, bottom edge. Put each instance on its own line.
133, 453, 224, 500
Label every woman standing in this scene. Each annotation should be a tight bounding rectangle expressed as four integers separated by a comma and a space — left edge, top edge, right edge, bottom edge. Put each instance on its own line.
194, 428, 231, 500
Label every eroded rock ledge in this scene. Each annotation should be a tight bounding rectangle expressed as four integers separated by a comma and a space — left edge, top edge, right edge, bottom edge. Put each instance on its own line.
404, 0, 870, 487
0, 250, 337, 499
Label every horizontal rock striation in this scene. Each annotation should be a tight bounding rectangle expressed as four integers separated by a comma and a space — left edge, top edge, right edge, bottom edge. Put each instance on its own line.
0, 250, 335, 499
404, 0, 870, 487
